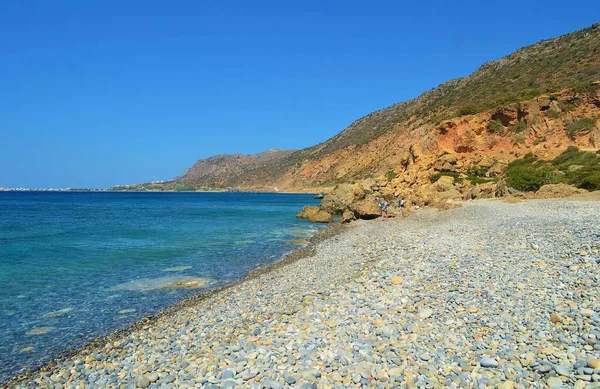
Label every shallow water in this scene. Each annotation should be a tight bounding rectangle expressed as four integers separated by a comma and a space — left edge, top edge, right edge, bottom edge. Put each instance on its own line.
0, 191, 321, 381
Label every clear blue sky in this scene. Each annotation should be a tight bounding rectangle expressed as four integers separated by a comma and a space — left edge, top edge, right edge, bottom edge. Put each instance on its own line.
1, 1, 598, 188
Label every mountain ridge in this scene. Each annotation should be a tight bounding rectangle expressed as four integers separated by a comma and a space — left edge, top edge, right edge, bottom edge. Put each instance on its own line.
117, 22, 600, 193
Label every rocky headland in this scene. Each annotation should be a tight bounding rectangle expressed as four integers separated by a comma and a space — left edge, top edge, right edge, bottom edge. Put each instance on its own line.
9, 196, 600, 388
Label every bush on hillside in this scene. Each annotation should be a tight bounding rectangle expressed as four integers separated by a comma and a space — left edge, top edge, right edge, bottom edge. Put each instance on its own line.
505, 165, 561, 191
430, 172, 461, 183
513, 134, 527, 144
458, 103, 488, 116
520, 88, 542, 100
385, 170, 397, 182
579, 172, 600, 191
559, 102, 575, 112
510, 120, 528, 132
546, 108, 561, 118
507, 152, 538, 169
552, 146, 599, 167
567, 117, 596, 138
487, 120, 504, 134
503, 147, 600, 192
466, 176, 496, 185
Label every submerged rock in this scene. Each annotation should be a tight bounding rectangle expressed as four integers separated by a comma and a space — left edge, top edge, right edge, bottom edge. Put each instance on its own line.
112, 276, 209, 291
161, 266, 193, 272
26, 327, 55, 336
42, 307, 74, 318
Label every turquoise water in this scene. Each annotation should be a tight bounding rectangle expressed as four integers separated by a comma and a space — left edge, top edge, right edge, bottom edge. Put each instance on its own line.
0, 192, 321, 382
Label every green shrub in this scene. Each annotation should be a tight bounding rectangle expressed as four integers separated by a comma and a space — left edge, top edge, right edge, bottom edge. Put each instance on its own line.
559, 102, 575, 112
459, 103, 487, 116
552, 146, 597, 167
507, 152, 538, 169
573, 82, 600, 95
520, 88, 542, 100
467, 166, 489, 177
546, 108, 561, 118
509, 120, 528, 132
513, 134, 527, 144
505, 165, 561, 191
385, 170, 397, 182
430, 172, 461, 183
579, 172, 600, 190
567, 117, 596, 138
487, 120, 504, 134
466, 176, 497, 185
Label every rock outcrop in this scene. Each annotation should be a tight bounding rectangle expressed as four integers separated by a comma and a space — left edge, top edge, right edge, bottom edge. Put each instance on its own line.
296, 205, 333, 223
348, 196, 382, 220
319, 183, 367, 215
534, 184, 588, 199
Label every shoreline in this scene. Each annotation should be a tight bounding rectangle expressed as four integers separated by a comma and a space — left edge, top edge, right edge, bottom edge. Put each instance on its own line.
7, 197, 600, 388
3, 221, 349, 388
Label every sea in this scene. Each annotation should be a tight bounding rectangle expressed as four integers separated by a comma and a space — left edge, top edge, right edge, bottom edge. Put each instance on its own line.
0, 191, 323, 382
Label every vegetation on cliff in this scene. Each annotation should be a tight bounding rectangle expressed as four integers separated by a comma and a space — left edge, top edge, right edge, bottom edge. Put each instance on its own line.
505, 147, 600, 191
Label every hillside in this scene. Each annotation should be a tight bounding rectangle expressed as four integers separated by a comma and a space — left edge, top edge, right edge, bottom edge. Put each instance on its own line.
126, 22, 600, 192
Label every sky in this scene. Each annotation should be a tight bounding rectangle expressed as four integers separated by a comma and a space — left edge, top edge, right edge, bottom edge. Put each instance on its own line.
0, 1, 598, 188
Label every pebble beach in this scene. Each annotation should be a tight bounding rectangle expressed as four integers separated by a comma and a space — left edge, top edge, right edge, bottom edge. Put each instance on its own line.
9, 198, 600, 389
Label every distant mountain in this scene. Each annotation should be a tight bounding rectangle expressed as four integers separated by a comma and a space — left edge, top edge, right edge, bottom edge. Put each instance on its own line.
126, 22, 600, 192
175, 149, 296, 189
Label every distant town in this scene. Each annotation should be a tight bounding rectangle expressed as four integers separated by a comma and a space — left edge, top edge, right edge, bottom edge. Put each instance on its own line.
0, 187, 109, 192
0, 181, 172, 192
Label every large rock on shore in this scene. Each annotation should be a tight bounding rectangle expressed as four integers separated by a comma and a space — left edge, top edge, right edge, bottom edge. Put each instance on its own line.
309, 210, 333, 223
297, 205, 333, 223
320, 183, 367, 215
340, 209, 355, 224
430, 175, 455, 192
296, 205, 320, 219
534, 183, 587, 199
349, 196, 383, 219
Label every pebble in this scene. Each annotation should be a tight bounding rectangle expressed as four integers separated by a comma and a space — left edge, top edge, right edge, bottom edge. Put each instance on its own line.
480, 358, 499, 368
547, 377, 564, 387
419, 308, 433, 319
135, 375, 150, 388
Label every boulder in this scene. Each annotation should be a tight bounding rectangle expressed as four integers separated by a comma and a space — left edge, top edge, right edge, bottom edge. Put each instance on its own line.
431, 175, 455, 192
319, 183, 367, 215
473, 182, 497, 199
495, 180, 508, 198
534, 184, 587, 199
340, 209, 355, 224
308, 210, 333, 223
349, 196, 383, 219
410, 187, 443, 206
477, 156, 496, 170
431, 200, 462, 211
437, 189, 462, 200
296, 205, 320, 219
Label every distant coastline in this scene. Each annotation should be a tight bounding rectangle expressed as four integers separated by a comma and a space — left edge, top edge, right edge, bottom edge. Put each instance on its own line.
0, 188, 318, 194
